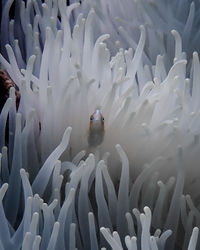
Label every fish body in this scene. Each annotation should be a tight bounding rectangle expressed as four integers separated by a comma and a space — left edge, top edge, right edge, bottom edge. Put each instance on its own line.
88, 109, 105, 147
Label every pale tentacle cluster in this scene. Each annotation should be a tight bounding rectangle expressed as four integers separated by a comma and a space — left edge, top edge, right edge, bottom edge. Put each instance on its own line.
0, 0, 200, 249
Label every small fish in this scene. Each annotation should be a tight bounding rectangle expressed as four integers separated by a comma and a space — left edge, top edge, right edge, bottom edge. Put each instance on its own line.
88, 109, 105, 147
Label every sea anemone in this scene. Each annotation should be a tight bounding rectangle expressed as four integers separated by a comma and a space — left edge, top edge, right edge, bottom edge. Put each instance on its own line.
0, 0, 200, 249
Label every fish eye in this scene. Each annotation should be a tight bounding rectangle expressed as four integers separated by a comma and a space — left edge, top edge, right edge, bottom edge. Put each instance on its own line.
90, 116, 94, 121
102, 117, 104, 122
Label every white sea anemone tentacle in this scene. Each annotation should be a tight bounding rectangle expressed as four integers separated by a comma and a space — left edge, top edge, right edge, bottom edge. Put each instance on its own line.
1, 3, 200, 184
1, 0, 200, 249
0, 138, 199, 249
76, 0, 200, 62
